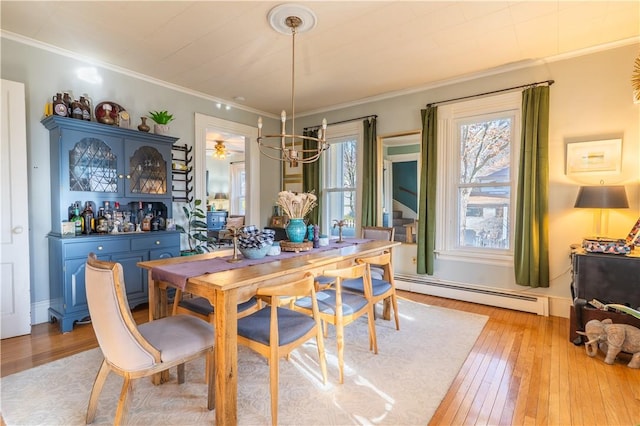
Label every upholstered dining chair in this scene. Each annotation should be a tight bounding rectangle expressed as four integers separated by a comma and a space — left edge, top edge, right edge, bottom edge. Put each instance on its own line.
315, 226, 395, 289
296, 263, 377, 384
172, 290, 259, 322
361, 225, 395, 242
343, 251, 400, 331
84, 253, 215, 425
236, 272, 327, 425
361, 226, 395, 280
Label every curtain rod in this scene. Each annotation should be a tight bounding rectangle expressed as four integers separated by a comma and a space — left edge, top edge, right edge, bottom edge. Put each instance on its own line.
426, 79, 554, 108
304, 114, 377, 131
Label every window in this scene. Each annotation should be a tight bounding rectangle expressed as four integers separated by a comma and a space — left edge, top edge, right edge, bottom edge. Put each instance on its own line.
438, 92, 520, 261
321, 122, 362, 237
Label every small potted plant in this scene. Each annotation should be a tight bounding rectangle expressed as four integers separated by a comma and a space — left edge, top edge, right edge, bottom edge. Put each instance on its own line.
175, 199, 216, 255
148, 110, 174, 135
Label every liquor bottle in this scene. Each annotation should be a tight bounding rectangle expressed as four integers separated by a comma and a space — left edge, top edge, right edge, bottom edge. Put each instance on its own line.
70, 206, 83, 236
156, 210, 166, 230
62, 92, 72, 117
71, 99, 83, 119
141, 204, 153, 231
113, 201, 121, 232
53, 93, 67, 117
96, 208, 107, 233
81, 201, 94, 234
151, 211, 160, 231
137, 201, 145, 228
103, 201, 112, 232
79, 96, 91, 121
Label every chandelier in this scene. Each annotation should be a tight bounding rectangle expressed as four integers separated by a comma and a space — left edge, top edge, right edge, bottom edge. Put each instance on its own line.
212, 140, 227, 159
257, 4, 328, 167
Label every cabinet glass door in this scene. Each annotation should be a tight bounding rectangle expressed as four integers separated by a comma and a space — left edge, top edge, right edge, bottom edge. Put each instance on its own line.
127, 146, 168, 196
62, 130, 125, 199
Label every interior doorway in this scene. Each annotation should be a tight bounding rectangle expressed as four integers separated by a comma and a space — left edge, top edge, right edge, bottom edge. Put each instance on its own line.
194, 113, 260, 227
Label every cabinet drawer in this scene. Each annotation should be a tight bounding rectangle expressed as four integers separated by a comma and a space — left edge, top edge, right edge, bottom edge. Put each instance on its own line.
207, 211, 227, 230
131, 233, 180, 251
64, 239, 129, 258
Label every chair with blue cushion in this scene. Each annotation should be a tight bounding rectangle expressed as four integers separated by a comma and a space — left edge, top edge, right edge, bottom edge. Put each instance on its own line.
314, 226, 395, 288
296, 263, 377, 384
343, 251, 400, 331
172, 290, 259, 322
237, 273, 327, 425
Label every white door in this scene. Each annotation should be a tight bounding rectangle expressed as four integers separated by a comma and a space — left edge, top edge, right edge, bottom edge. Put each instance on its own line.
1, 79, 31, 338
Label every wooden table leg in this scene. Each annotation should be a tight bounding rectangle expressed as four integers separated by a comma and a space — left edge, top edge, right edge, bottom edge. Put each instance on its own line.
212, 287, 239, 425
147, 272, 169, 384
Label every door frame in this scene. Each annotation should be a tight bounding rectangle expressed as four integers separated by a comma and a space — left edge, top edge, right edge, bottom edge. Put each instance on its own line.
194, 114, 260, 227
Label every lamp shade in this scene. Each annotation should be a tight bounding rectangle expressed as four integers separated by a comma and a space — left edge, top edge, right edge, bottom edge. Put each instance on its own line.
214, 192, 229, 200
574, 185, 629, 209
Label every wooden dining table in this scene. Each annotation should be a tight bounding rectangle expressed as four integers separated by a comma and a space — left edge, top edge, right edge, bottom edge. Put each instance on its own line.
137, 238, 400, 425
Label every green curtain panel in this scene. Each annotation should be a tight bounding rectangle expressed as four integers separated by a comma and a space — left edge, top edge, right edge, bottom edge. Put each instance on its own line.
361, 117, 377, 227
514, 86, 550, 287
417, 107, 437, 275
303, 129, 320, 225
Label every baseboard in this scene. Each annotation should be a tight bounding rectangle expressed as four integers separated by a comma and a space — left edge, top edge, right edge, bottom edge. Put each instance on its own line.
395, 273, 559, 316
32, 300, 51, 325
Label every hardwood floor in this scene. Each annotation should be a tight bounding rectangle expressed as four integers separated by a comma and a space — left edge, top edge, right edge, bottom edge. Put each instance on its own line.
1, 291, 639, 425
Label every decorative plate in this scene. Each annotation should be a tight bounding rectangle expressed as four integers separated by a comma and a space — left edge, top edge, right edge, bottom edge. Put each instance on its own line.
95, 101, 126, 126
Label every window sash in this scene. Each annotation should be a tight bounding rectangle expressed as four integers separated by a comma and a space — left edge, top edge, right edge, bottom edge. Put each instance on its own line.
437, 91, 521, 262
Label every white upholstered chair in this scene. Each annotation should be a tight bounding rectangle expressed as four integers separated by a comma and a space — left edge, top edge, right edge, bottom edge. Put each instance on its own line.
84, 253, 215, 425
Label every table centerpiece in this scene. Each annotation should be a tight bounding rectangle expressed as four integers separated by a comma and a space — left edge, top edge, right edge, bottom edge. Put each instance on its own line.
276, 191, 317, 243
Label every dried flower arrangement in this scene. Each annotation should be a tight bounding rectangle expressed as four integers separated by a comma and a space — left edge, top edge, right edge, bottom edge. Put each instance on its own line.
633, 54, 640, 103
276, 191, 317, 219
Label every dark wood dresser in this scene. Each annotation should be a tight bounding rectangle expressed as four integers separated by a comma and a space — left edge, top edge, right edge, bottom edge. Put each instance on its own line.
569, 248, 640, 344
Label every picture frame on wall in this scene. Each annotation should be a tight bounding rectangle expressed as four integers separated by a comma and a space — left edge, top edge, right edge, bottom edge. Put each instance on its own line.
270, 216, 285, 228
565, 138, 622, 176
283, 179, 303, 193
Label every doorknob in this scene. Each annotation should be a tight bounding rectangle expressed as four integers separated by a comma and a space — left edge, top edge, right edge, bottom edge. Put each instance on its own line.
12, 226, 24, 234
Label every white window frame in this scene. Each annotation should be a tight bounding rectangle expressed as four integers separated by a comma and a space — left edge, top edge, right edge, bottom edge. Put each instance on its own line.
436, 92, 521, 265
320, 121, 363, 236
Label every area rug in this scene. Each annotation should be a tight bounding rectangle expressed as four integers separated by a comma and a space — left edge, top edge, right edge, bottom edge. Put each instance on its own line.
1, 299, 487, 425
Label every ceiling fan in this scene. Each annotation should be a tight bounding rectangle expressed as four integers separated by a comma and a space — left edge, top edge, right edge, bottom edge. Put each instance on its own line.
206, 140, 244, 160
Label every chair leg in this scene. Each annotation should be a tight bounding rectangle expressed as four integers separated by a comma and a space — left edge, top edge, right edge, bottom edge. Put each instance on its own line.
269, 349, 279, 425
367, 304, 378, 354
392, 294, 400, 331
316, 329, 328, 384
177, 363, 185, 384
114, 375, 134, 425
336, 318, 345, 384
86, 359, 110, 424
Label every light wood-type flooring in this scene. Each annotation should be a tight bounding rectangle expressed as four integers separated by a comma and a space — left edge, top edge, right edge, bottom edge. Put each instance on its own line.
1, 290, 639, 425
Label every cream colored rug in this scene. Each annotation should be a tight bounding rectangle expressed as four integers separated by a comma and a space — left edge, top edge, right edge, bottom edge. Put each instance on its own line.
1, 299, 487, 425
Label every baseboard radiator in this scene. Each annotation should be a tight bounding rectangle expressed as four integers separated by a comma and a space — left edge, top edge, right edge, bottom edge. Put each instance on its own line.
395, 273, 549, 316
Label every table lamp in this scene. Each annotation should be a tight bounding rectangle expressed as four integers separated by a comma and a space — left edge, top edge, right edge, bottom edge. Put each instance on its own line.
214, 192, 229, 210
574, 184, 629, 238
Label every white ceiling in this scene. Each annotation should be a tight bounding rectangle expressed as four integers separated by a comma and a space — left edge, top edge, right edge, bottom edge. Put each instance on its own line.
2, 1, 639, 119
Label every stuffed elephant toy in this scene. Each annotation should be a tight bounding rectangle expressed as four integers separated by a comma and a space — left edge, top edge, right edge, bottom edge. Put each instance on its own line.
577, 319, 640, 368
